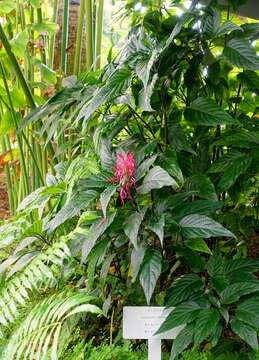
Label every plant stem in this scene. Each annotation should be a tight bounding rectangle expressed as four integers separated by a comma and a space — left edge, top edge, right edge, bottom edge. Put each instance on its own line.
95, 0, 104, 70
0, 23, 35, 109
85, 0, 93, 71
37, 8, 47, 64
61, 0, 70, 73
73, 0, 85, 75
48, 0, 59, 68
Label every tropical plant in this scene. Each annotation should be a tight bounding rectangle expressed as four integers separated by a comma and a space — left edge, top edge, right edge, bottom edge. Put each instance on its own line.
0, 0, 258, 358
156, 253, 259, 359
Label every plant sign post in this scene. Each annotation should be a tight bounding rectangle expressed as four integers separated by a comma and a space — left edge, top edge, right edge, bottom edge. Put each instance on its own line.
123, 307, 183, 360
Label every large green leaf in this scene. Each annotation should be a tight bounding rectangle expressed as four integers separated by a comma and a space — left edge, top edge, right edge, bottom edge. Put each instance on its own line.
214, 131, 259, 149
209, 150, 252, 191
215, 21, 242, 37
77, 69, 131, 123
166, 274, 203, 306
220, 281, 259, 304
173, 200, 224, 220
236, 296, 259, 330
137, 166, 177, 194
157, 150, 183, 185
231, 319, 258, 351
135, 155, 157, 180
170, 323, 194, 360
180, 214, 236, 239
237, 70, 259, 92
130, 245, 146, 281
185, 174, 217, 201
194, 309, 220, 346
156, 301, 202, 334
223, 259, 259, 275
47, 191, 98, 233
138, 73, 158, 112
184, 98, 239, 126
124, 208, 147, 248
10, 31, 29, 58
139, 249, 162, 305
147, 215, 165, 247
223, 39, 259, 71
81, 212, 116, 263
100, 185, 117, 217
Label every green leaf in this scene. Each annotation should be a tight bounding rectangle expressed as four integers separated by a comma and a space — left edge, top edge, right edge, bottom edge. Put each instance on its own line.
39, 63, 56, 84
170, 323, 194, 360
156, 301, 202, 334
77, 69, 131, 124
194, 309, 220, 346
136, 51, 158, 88
214, 131, 259, 149
0, 1, 16, 13
157, 150, 183, 185
220, 281, 259, 304
137, 166, 177, 194
87, 238, 110, 288
223, 259, 259, 275
130, 245, 146, 281
185, 238, 212, 254
174, 200, 224, 220
185, 174, 217, 201
124, 208, 147, 248
180, 214, 236, 239
26, 23, 59, 34
231, 319, 258, 351
10, 30, 29, 58
47, 191, 98, 233
209, 151, 252, 191
147, 215, 165, 247
138, 73, 158, 112
166, 274, 203, 306
215, 21, 242, 37
81, 212, 116, 263
135, 155, 157, 180
237, 70, 259, 91
184, 97, 239, 126
236, 297, 259, 330
139, 249, 162, 305
202, 7, 220, 37
223, 39, 259, 71
100, 185, 117, 217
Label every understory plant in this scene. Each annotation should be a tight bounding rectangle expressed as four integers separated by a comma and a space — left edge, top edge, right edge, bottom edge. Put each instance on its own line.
0, 0, 258, 359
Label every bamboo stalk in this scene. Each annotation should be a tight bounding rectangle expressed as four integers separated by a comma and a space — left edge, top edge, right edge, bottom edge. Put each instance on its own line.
48, 0, 59, 68
37, 8, 47, 65
73, 0, 85, 75
95, 0, 104, 70
61, 0, 70, 73
85, 0, 93, 71
0, 136, 14, 213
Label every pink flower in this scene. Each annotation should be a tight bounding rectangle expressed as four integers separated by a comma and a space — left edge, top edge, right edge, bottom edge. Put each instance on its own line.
108, 152, 137, 204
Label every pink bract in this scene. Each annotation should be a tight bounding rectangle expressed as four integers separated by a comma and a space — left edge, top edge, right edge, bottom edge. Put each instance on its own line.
108, 152, 136, 204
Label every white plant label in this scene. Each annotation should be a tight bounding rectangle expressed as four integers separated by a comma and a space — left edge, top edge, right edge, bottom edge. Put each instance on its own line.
123, 306, 184, 360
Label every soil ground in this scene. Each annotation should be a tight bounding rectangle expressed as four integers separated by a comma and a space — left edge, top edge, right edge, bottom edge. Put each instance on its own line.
0, 176, 10, 220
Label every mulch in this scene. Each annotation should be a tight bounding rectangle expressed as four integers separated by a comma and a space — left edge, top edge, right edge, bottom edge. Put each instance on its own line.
0, 178, 10, 220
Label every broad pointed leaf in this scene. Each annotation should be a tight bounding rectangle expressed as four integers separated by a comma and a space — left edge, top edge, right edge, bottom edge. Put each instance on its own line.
180, 214, 236, 239
231, 319, 258, 351
220, 281, 259, 304
185, 97, 239, 126
194, 309, 220, 346
124, 208, 147, 248
100, 185, 117, 217
156, 301, 202, 334
170, 323, 194, 360
137, 166, 177, 194
140, 249, 162, 305
166, 274, 203, 306
223, 39, 259, 70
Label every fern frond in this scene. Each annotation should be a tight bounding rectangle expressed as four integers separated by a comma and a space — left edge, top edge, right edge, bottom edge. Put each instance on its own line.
0, 242, 71, 335
2, 292, 102, 360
